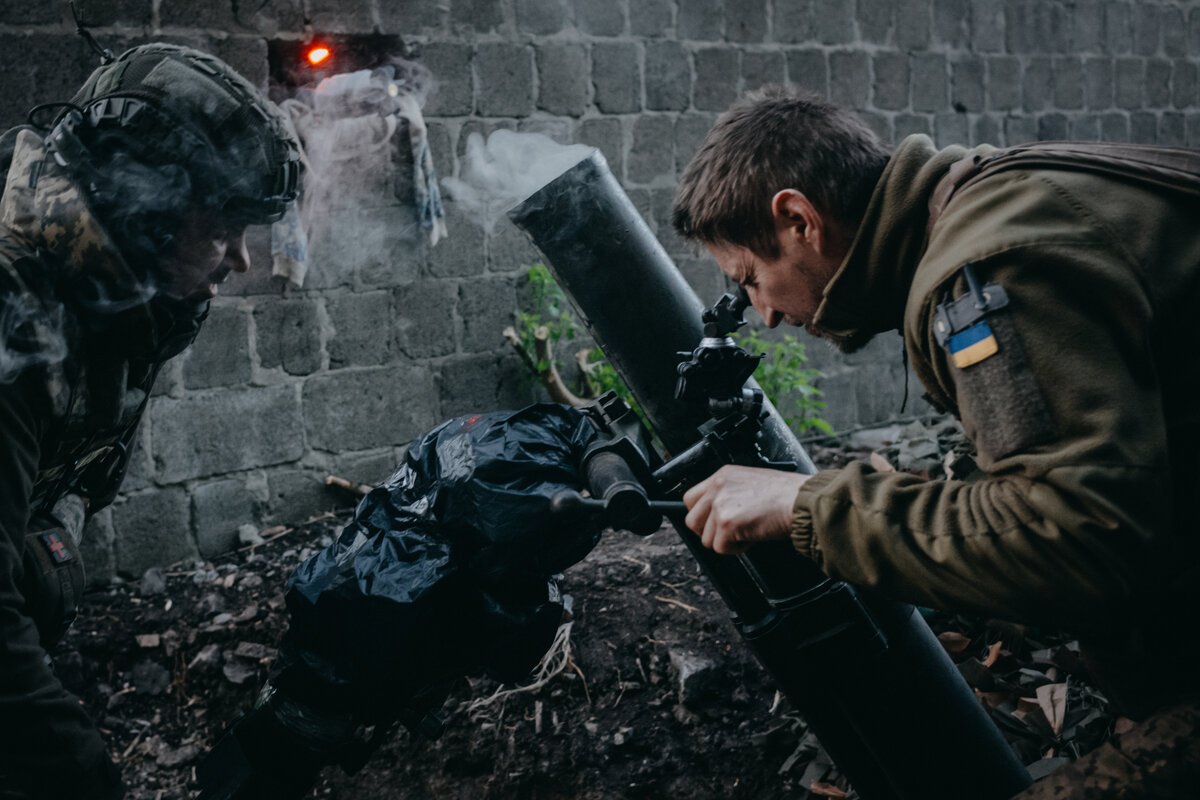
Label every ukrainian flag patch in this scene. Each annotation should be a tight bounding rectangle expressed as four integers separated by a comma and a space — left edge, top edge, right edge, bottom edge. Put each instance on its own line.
947, 321, 998, 368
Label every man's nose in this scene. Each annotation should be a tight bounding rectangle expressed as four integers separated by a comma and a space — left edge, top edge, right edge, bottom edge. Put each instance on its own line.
225, 232, 251, 274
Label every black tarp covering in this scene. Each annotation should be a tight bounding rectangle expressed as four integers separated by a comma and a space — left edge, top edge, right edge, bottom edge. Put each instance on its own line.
279, 404, 600, 718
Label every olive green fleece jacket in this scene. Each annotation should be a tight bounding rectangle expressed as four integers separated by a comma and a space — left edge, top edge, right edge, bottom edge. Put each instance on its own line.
791, 136, 1200, 669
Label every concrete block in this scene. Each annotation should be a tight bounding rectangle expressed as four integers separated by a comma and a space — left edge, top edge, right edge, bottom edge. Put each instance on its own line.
376, 0, 442, 31
1022, 56, 1053, 112
451, 0, 504, 32
1052, 57, 1084, 110
895, 0, 932, 50
438, 353, 537, 418
675, 113, 717, 171
592, 42, 642, 114
1190, 114, 1200, 148
306, 205, 424, 290
858, 111, 893, 144
80, 508, 115, 589
488, 220, 544, 273
810, 372, 857, 431
71, 0, 150, 26
934, 112, 970, 146
0, 35, 96, 130
787, 49, 829, 97
254, 299, 322, 376
813, 0, 855, 44
744, 51, 786, 93
912, 54, 948, 112
676, 256, 726, 305
477, 44, 535, 118
1159, 112, 1186, 147
631, 0, 672, 37
1130, 112, 1157, 144
1173, 60, 1197, 110
150, 386, 304, 483
873, 53, 911, 111
1145, 59, 1172, 109
969, 0, 1005, 53
121, 425, 153, 493
649, 187, 692, 258
332, 450, 399, 491
1084, 57, 1114, 108
1069, 113, 1103, 141
1037, 113, 1069, 141
517, 0, 565, 34
183, 306, 251, 390
1162, 6, 1187, 58
857, 2, 893, 44
193, 478, 262, 558
427, 122, 454, 186
933, 0, 969, 48
1005, 0, 1069, 54
951, 57, 986, 112
422, 43, 474, 117
578, 117, 627, 181
537, 44, 589, 117
574, 0, 625, 35
1100, 112, 1129, 142
459, 277, 518, 353
0, 0, 58, 24
894, 113, 933, 141
307, 0, 373, 31
455, 119, 516, 161
427, 203, 485, 278
1004, 115, 1038, 145
830, 51, 871, 108
776, 0, 815, 43
518, 119, 574, 143
972, 113, 1004, 146
628, 115, 676, 184
1132, 3, 1160, 56
1104, 2, 1133, 55
1072, 1, 1105, 54
693, 47, 740, 112
726, 0, 768, 42
327, 291, 392, 369
645, 41, 692, 111
160, 0, 304, 29
1114, 58, 1145, 110
112, 489, 195, 578
987, 56, 1021, 111
266, 469, 342, 525
303, 365, 439, 451
855, 363, 913, 425
393, 281, 458, 359
677, 0, 724, 40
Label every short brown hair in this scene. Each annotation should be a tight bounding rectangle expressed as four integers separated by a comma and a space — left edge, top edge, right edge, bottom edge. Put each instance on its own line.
673, 86, 890, 258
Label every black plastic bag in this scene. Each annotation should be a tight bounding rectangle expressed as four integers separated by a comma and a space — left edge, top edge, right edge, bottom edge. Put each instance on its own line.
280, 404, 599, 717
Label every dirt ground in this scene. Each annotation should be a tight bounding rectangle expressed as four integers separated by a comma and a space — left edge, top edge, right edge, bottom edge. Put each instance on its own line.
54, 439, 1122, 800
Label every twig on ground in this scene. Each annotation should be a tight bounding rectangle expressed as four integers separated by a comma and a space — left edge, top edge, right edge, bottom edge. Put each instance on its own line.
654, 595, 699, 613
466, 621, 577, 719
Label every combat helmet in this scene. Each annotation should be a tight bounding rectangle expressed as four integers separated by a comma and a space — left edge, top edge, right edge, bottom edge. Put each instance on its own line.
46, 43, 299, 268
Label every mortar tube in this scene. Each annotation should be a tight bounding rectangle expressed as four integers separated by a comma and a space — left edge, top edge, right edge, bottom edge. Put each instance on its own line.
507, 150, 1031, 800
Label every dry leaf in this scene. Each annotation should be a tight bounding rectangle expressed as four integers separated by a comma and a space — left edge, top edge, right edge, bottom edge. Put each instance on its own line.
1036, 683, 1068, 735
937, 631, 972, 654
810, 782, 848, 798
982, 640, 1003, 668
869, 452, 895, 472
136, 634, 160, 648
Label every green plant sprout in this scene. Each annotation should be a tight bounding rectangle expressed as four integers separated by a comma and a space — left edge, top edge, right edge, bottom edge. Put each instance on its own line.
734, 329, 834, 436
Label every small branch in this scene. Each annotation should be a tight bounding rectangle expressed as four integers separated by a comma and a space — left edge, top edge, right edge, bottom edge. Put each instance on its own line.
654, 595, 699, 613
533, 327, 588, 407
325, 475, 372, 496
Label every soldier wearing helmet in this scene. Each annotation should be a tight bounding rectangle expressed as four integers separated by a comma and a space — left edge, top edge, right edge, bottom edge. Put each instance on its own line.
0, 43, 298, 799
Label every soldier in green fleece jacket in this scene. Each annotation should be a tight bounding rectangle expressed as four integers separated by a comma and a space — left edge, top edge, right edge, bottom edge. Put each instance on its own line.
675, 85, 1200, 798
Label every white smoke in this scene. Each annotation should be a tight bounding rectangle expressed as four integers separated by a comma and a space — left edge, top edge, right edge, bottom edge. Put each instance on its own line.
441, 130, 594, 234
0, 295, 68, 384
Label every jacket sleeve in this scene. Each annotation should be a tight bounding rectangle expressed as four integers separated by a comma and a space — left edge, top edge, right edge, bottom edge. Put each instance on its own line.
791, 238, 1174, 636
0, 371, 121, 799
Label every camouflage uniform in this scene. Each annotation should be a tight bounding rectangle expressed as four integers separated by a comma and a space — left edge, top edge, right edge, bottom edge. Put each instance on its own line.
0, 44, 298, 800
786, 135, 1200, 796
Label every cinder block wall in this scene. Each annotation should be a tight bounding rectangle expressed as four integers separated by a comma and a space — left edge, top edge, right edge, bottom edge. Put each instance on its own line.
2, 1, 1196, 580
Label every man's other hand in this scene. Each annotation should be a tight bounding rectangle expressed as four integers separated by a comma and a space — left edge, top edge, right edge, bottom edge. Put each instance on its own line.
682, 466, 811, 555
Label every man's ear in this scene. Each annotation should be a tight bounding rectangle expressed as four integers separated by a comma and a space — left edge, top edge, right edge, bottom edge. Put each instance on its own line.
770, 189, 827, 254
